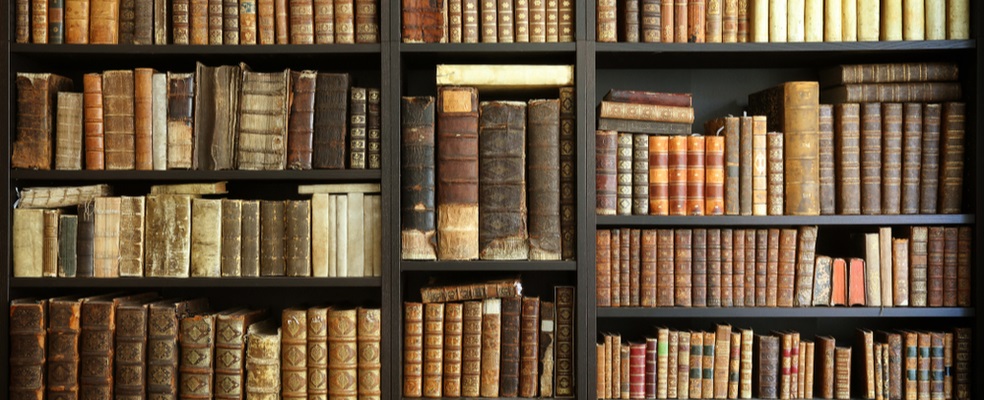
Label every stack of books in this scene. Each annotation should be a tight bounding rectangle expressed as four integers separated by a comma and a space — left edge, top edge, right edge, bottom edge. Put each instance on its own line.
400, 64, 577, 261
8, 295, 382, 399
13, 0, 379, 44
402, 0, 575, 43
403, 279, 576, 398
596, 0, 971, 43
11, 182, 382, 279
11, 66, 381, 172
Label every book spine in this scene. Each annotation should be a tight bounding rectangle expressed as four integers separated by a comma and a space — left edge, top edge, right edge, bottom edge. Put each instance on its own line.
478, 101, 528, 260
554, 286, 575, 396
900, 103, 923, 214
348, 87, 368, 169
367, 88, 381, 169
527, 99, 562, 260
723, 117, 739, 215
118, 196, 145, 277
632, 133, 650, 215
114, 303, 149, 398
938, 102, 964, 214
179, 314, 216, 398
738, 116, 753, 215
259, 200, 285, 276
559, 87, 576, 259
596, 130, 618, 215
705, 0, 721, 41
327, 308, 358, 399
882, 103, 904, 214
766, 131, 784, 216
641, 0, 661, 42
356, 308, 381, 400
518, 297, 539, 397
662, 0, 675, 41
674, 229, 692, 306
721, 228, 733, 307
10, 300, 47, 400
619, 229, 629, 307
435, 86, 479, 260
286, 70, 317, 170
64, 0, 89, 43
668, 135, 687, 215
599, 101, 695, 123
706, 229, 722, 307
499, 298, 521, 397
481, 0, 497, 42
794, 226, 818, 306
460, 301, 482, 397
629, 229, 641, 306
835, 103, 861, 214
403, 302, 424, 397
47, 298, 81, 398
480, 298, 502, 397
754, 229, 767, 306
645, 338, 658, 398
623, 0, 639, 42
919, 104, 941, 213
400, 97, 437, 260
692, 229, 707, 306
281, 308, 308, 399
817, 104, 835, 214
538, 301, 555, 397
731, 230, 745, 306
55, 92, 83, 170
166, 72, 194, 169
705, 136, 725, 215
860, 102, 882, 214
757, 335, 778, 399
656, 229, 674, 306
648, 136, 669, 215
641, 229, 658, 307
617, 133, 633, 215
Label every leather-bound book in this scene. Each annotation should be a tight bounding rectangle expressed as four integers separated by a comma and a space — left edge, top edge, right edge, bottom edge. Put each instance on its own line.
829, 257, 847, 306
115, 298, 159, 400
419, 278, 523, 303
117, 196, 145, 277
240, 200, 261, 277
494, 0, 513, 42
478, 101, 528, 260
119, 0, 134, 43
620, 229, 630, 306
890, 238, 910, 306
641, 0, 661, 41
832, 346, 851, 400
80, 293, 156, 399
312, 73, 349, 169
954, 328, 970, 399
241, 0, 258, 43
744, 229, 756, 306
687, 0, 704, 41
674, 229, 692, 306
214, 309, 267, 400
257, 0, 274, 43
435, 86, 479, 260
284, 200, 311, 277
440, 303, 463, 397
692, 229, 708, 306
817, 104, 835, 214
403, 302, 424, 397
311, 0, 331, 42
93, 197, 121, 277
259, 200, 286, 276
599, 101, 695, 123
598, 340, 609, 399
46, 296, 81, 399
774, 228, 796, 307
41, 209, 61, 278
706, 229, 722, 306
133, 68, 155, 170
83, 73, 106, 170
356, 308, 382, 400
944, 332, 953, 399
596, 130, 618, 215
499, 298, 521, 397
919, 104, 941, 213
510, 0, 526, 42
57, 215, 78, 277
189, 0, 209, 43
930, 333, 945, 399
847, 257, 866, 306
881, 103, 904, 214
55, 92, 84, 170
688, 332, 703, 398
751, 116, 768, 215
462, 301, 483, 397
617, 132, 632, 215
677, 330, 689, 396
753, 229, 767, 306
713, 324, 732, 398
755, 334, 778, 399
245, 320, 281, 399
223, 0, 240, 43
366, 88, 381, 169
133, 0, 153, 43
907, 226, 929, 306
102, 70, 136, 170
9, 298, 47, 400
904, 331, 918, 399
957, 226, 971, 306
348, 87, 368, 168
480, 298, 502, 397
609, 229, 621, 307
629, 343, 646, 398
272, 0, 288, 43
820, 82, 962, 103
596, 0, 616, 41
736, 116, 753, 215
619, 343, 630, 398
327, 308, 358, 398
633, 133, 650, 215
209, 65, 243, 170
334, 0, 355, 43
876, 331, 902, 400
629, 229, 641, 306
765, 228, 779, 306
641, 230, 658, 307
705, 0, 722, 41
167, 72, 195, 169
557, 87, 575, 259
668, 135, 688, 215
401, 96, 437, 260
353, 0, 377, 42
941, 227, 958, 306
90, 0, 120, 42
736, 329, 752, 398
834, 103, 861, 214
596, 230, 611, 307
596, 119, 692, 134
765, 131, 783, 216
648, 135, 669, 215
656, 229, 675, 306
180, 313, 217, 399
939, 102, 965, 214
721, 228, 733, 307
220, 199, 243, 276
554, 286, 575, 397
653, 329, 667, 398
794, 226, 818, 306
622, 0, 640, 42
732, 230, 745, 306
815, 336, 835, 399
860, 103, 882, 214
289, 0, 314, 43
702, 331, 716, 398
65, 0, 89, 43
704, 135, 725, 215
145, 195, 192, 277
173, 0, 190, 43
13, 73, 73, 170
900, 103, 923, 214
190, 198, 221, 277
305, 306, 329, 400
147, 298, 209, 400
281, 308, 308, 399
918, 332, 932, 400
748, 82, 820, 215
238, 69, 290, 170
812, 255, 833, 305
727, 331, 741, 396
75, 201, 95, 277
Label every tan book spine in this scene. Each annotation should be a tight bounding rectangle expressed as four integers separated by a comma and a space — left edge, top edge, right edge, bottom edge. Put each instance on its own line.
403, 302, 424, 397
881, 0, 902, 40
306, 306, 329, 400
117, 196, 145, 277
258, 0, 274, 43
766, 131, 784, 216
328, 309, 357, 399
93, 197, 121, 277
245, 321, 281, 399
221, 199, 243, 277
90, 0, 119, 43
191, 198, 222, 277
924, 0, 944, 39
240, 0, 258, 43
240, 200, 261, 277
357, 308, 382, 400
787, 0, 804, 41
423, 302, 444, 397
864, 232, 882, 306
290, 0, 314, 43
857, 0, 879, 40
55, 92, 84, 171
882, 103, 904, 214
752, 118, 767, 216
436, 86, 479, 261
145, 194, 193, 277
334, 0, 355, 43
480, 298, 502, 397
102, 70, 136, 170
313, 0, 333, 42
281, 308, 307, 399
901, 103, 922, 214
598, 101, 695, 123
65, 0, 90, 43
462, 301, 483, 397
190, 0, 209, 43
209, 0, 224, 43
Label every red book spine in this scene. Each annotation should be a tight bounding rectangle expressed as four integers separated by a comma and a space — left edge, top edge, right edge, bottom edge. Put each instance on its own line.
630, 343, 646, 399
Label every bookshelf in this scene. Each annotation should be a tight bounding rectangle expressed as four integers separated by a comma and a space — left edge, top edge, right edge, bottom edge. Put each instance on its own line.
2, 0, 980, 398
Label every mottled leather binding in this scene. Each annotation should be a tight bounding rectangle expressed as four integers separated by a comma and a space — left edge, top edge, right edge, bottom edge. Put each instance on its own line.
940, 227, 957, 306
257, 0, 274, 43
238, 69, 290, 170
102, 70, 136, 170
166, 72, 195, 169
333, 0, 355, 43
516, 297, 540, 397
55, 92, 84, 170
244, 320, 281, 399
259, 200, 285, 276
555, 286, 575, 397
440, 303, 463, 397
367, 88, 381, 169
596, 130, 618, 215
134, 0, 154, 43
610, 229, 621, 307
435, 86, 480, 260
499, 297, 522, 397
630, 133, 650, 215
462, 301, 483, 397
705, 135, 725, 215
478, 101, 528, 260
751, 117, 767, 215
674, 229, 692, 306
118, 196, 145, 277
349, 87, 368, 168
400, 96, 437, 260
776, 228, 797, 307
622, 0, 639, 41
811, 255, 833, 306
172, 0, 190, 43
115, 298, 159, 400
834, 103, 861, 214
668, 135, 688, 216
617, 133, 633, 215
721, 228, 734, 307
558, 87, 576, 259
305, 306, 329, 400
45, 296, 81, 399
356, 308, 382, 400
692, 229, 708, 306
688, 331, 703, 398
83, 73, 106, 170
755, 334, 778, 399
65, 0, 90, 43
528, 99, 562, 259
89, 0, 120, 43
80, 293, 156, 400
597, 236, 612, 306
754, 229, 767, 306
919, 104, 941, 213
641, 0, 661, 41
403, 302, 424, 397
793, 226, 818, 306
818, 104, 835, 214
219, 199, 243, 277
144, 195, 192, 277
13, 73, 73, 170
765, 131, 783, 216
648, 136, 669, 215
859, 102, 883, 214
212, 309, 267, 400
119, 0, 135, 43
223, 0, 240, 43
179, 313, 217, 399
656, 229, 674, 306
880, 102, 904, 214
327, 308, 358, 398
938, 102, 964, 214
288, 0, 314, 43
313, 73, 350, 169
640, 229, 658, 307
132, 68, 155, 170
212, 64, 244, 170
282, 308, 308, 399
240, 200, 261, 277
899, 103, 923, 214
189, 0, 209, 44
820, 82, 962, 103
480, 298, 502, 397
738, 116, 753, 215
9, 298, 47, 400
240, 0, 258, 43
957, 226, 971, 306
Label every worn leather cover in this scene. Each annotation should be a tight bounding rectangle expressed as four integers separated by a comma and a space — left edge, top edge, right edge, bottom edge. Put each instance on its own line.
641, 230, 658, 307
403, 302, 424, 397
9, 298, 47, 400
313, 73, 350, 169
134, 68, 155, 170
55, 92, 84, 170
402, 0, 443, 42
313, 0, 333, 42
834, 103, 861, 214
480, 0, 496, 42
285, 200, 311, 276
147, 298, 210, 400
80, 293, 156, 399
93, 197, 121, 278
939, 102, 964, 214
461, 301, 483, 396
357, 308, 382, 400
102, 70, 136, 170
496, 298, 520, 396
528, 99, 562, 259
692, 229, 708, 306
557, 88, 576, 259
190, 198, 222, 277
213, 65, 243, 170
289, 0, 314, 43
623, 0, 639, 42
306, 306, 329, 399
480, 299, 502, 396
65, 0, 90, 43
245, 320, 281, 400
668, 135, 687, 216
707, 229, 722, 307
240, 200, 261, 277
794, 226, 818, 306
46, 297, 81, 399
354, 0, 377, 42
145, 195, 192, 277
812, 255, 833, 306
496, 0, 513, 42
478, 101, 527, 259
172, 0, 190, 43
118, 196, 146, 277
115, 299, 157, 400
334, 0, 355, 42
596, 130, 618, 215
436, 86, 480, 260
57, 215, 78, 277
881, 102, 904, 214
439, 303, 462, 397
516, 297, 540, 397
167, 72, 195, 169
919, 104, 941, 213
421, 302, 444, 397
257, 0, 275, 43
179, 313, 216, 399
194, 63, 218, 170
348, 87, 368, 168
282, 308, 308, 399
215, 309, 267, 400
751, 116, 768, 215
119, 0, 135, 43
942, 227, 957, 306
820, 82, 962, 103
220, 199, 243, 276
705, 136, 725, 215
190, 0, 209, 43
648, 135, 669, 215
238, 69, 290, 170
240, 0, 258, 43
367, 88, 381, 169
673, 229, 692, 306
401, 96, 437, 260
134, 0, 153, 43
327, 309, 358, 398
259, 200, 285, 276
13, 73, 73, 170
766, 131, 784, 216
84, 74, 106, 169
901, 103, 923, 214
89, 0, 119, 42
288, 70, 316, 169
632, 133, 649, 215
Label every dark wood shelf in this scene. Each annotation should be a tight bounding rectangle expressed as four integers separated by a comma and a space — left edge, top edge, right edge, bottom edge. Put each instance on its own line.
9, 277, 382, 288
596, 214, 975, 227
9, 43, 381, 55
10, 169, 381, 181
401, 260, 577, 272
595, 40, 975, 53
400, 42, 576, 54
596, 307, 974, 318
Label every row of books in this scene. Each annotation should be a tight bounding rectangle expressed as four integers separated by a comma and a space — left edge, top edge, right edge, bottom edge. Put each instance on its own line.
400, 86, 576, 261
11, 182, 383, 279
401, 0, 575, 43
596, 326, 971, 400
15, 0, 380, 44
595, 225, 973, 308
8, 294, 382, 399
404, 285, 576, 398
596, 0, 971, 43
12, 67, 380, 172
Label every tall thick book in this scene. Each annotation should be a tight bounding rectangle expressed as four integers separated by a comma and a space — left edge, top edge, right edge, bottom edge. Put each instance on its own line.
835, 103, 861, 214
220, 199, 243, 277
692, 229, 708, 306
46, 296, 81, 399
424, 304, 445, 397
919, 104, 941, 213
9, 298, 47, 400
102, 70, 136, 170
641, 230, 658, 307
305, 306, 329, 399
654, 229, 673, 306
118, 196, 145, 277
820, 83, 962, 103
115, 298, 158, 399
901, 103, 923, 214
215, 308, 267, 400
881, 103, 904, 214
776, 228, 797, 307
747, 81, 820, 215
180, 313, 217, 399
260, 200, 286, 276
939, 102, 964, 214
13, 73, 73, 170
480, 298, 502, 397
559, 87, 576, 259
478, 101, 528, 260
167, 72, 195, 169
328, 309, 358, 398
282, 307, 308, 399
312, 73, 349, 169
83, 73, 106, 170
245, 320, 281, 399
403, 302, 424, 397
55, 91, 84, 170
555, 286, 576, 397
401, 96, 437, 260
436, 86, 480, 260
517, 297, 540, 397
794, 226, 818, 306
462, 301, 483, 397
500, 297, 521, 397
596, 130, 618, 215
145, 195, 193, 277
210, 65, 244, 170
528, 99, 562, 259
817, 104, 835, 214
132, 68, 155, 170
238, 68, 290, 170
65, 0, 90, 43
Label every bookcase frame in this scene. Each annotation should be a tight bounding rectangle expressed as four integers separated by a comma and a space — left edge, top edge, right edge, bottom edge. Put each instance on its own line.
1, 0, 980, 398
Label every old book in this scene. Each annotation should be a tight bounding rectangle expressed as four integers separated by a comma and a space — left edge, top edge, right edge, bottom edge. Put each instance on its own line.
289, 0, 314, 43
366, 195, 382, 277
403, 302, 424, 397
751, 117, 768, 215
118, 196, 145, 277
102, 70, 136, 170
215, 309, 267, 400
355, 308, 381, 400
83, 73, 106, 170
596, 118, 691, 136
327, 309, 358, 398
74, 202, 95, 277
629, 343, 646, 398
692, 229, 708, 306
668, 135, 688, 216
617, 133, 633, 215
833, 103, 861, 214
832, 258, 852, 306
688, 332, 703, 398
598, 101, 694, 124
938, 102, 965, 214
115, 298, 159, 399
747, 82, 820, 215
54, 92, 84, 170
754, 229, 767, 306
906, 226, 929, 306
271, 0, 288, 43
150, 182, 228, 195
13, 73, 73, 170
610, 229, 622, 307
56, 215, 78, 277
736, 329, 753, 398
526, 99, 563, 259
478, 101, 528, 260
423, 304, 445, 397
462, 301, 483, 397
259, 200, 286, 276
713, 324, 731, 398
859, 102, 882, 214
480, 298, 502, 397
400, 97, 437, 260
90, 0, 119, 42
305, 306, 329, 399
776, 228, 797, 307
744, 229, 756, 306
704, 136, 725, 215
9, 298, 47, 400
173, 0, 190, 43
649, 229, 672, 307
914, 104, 941, 213
956, 226, 971, 306
80, 293, 157, 399
821, 82, 963, 103
435, 86, 479, 260
890, 238, 910, 306
654, 329, 668, 398
348, 87, 368, 168
498, 298, 522, 397
862, 232, 882, 306
597, 130, 618, 215
941, 227, 959, 307
65, 0, 89, 43
333, 0, 355, 43
223, 0, 240, 43
240, 0, 258, 43
641, 230, 658, 307
132, 69, 155, 170
647, 136, 670, 215
731, 230, 745, 306
632, 133, 651, 215
435, 64, 574, 89
311, 0, 332, 42
814, 104, 835, 214
167, 72, 195, 169
151, 73, 167, 170
677, 330, 689, 396
737, 116, 753, 215
210, 65, 244, 170
897, 103, 924, 213
310, 73, 349, 169
245, 320, 281, 399
282, 308, 308, 399
554, 87, 576, 260
147, 298, 210, 399
554, 286, 575, 397
16, 184, 111, 209
880, 103, 904, 214
766, 131, 784, 216
597, 341, 608, 399
596, 231, 612, 308
727, 331, 740, 397
364, 88, 382, 169
437, 303, 462, 397
344, 193, 365, 277
402, 0, 444, 42
284, 200, 311, 277
45, 296, 81, 400
879, 227, 894, 306
191, 198, 222, 277
721, 229, 734, 307
819, 63, 958, 85
238, 69, 290, 170
702, 331, 716, 398
180, 313, 217, 399
794, 226, 818, 306
190, 0, 209, 43
145, 195, 193, 277
755, 334, 778, 399
918, 332, 932, 400
93, 197, 121, 278
257, 0, 274, 43
687, 0, 705, 41
766, 229, 779, 306
298, 183, 381, 195
675, 229, 692, 306
220, 199, 243, 277
812, 255, 833, 306
620, 229, 630, 305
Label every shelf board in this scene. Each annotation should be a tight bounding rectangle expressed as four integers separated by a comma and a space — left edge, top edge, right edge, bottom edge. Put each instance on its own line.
400, 42, 577, 54
595, 40, 975, 54
597, 307, 974, 318
10, 43, 381, 55
9, 277, 381, 288
10, 169, 381, 182
401, 260, 577, 272
596, 214, 975, 227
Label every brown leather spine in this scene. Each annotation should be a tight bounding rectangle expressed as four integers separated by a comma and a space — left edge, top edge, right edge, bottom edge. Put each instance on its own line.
288, 70, 316, 170
744, 229, 756, 306
357, 307, 382, 400
641, 229, 658, 307
834, 103, 861, 214
938, 102, 964, 214
766, 131, 784, 216
312, 0, 331, 42
653, 229, 672, 306
941, 227, 958, 306
737, 116, 753, 215
54, 92, 84, 169
528, 0, 546, 42
180, 313, 217, 399
259, 200, 285, 276
349, 87, 368, 168
400, 96, 437, 260
102, 70, 136, 170
47, 297, 82, 400
207, 0, 224, 43
190, 0, 208, 43
461, 301, 482, 397
273, 0, 288, 43
528, 99, 562, 259
881, 103, 904, 214
558, 87, 576, 259
290, 0, 314, 43
919, 104, 941, 213
753, 229, 766, 306
554, 286, 575, 396
334, 0, 355, 43
119, 0, 135, 43
777, 228, 797, 307
957, 226, 971, 306
257, 0, 274, 43
648, 135, 669, 215
860, 102, 882, 214
65, 0, 90, 43
732, 230, 745, 306
818, 104, 835, 214
901, 103, 923, 214
9, 299, 47, 400
75, 202, 95, 277
436, 86, 480, 260
668, 135, 687, 216
237, 69, 290, 171
691, 229, 707, 306
221, 199, 243, 277
480, 298, 502, 396
704, 135, 725, 215
596, 130, 618, 215
282, 308, 308, 399
707, 229, 722, 307
820, 82, 963, 103
499, 298, 521, 397
674, 229, 692, 306
355, 0, 378, 42
147, 299, 210, 399
166, 72, 194, 169
285, 200, 311, 276
214, 309, 267, 400
617, 133, 632, 215
327, 309, 358, 398
480, 0, 497, 42
173, 0, 190, 43
223, 0, 240, 43
721, 228, 734, 307
598, 232, 612, 307
115, 299, 156, 399
622, 0, 640, 42
89, 0, 119, 43
794, 226, 818, 306
632, 133, 650, 215
629, 229, 641, 306
478, 101, 528, 260
133, 68, 155, 170
313, 73, 350, 169
403, 302, 424, 397
306, 306, 329, 399
239, 0, 257, 43
441, 303, 463, 397
766, 228, 779, 306
240, 200, 261, 277
13, 73, 73, 170
751, 117, 767, 215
